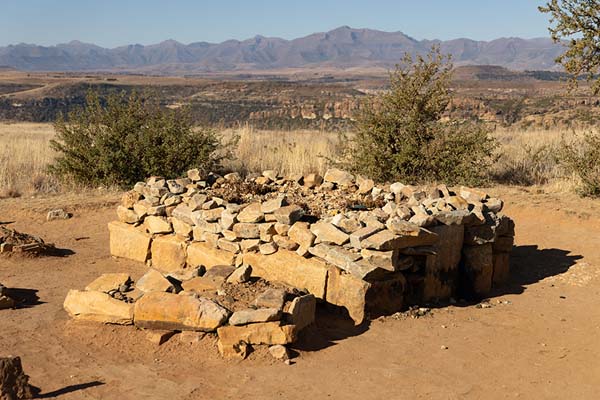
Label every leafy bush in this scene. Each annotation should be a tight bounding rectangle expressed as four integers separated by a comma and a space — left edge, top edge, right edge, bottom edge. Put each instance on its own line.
343, 47, 496, 186
558, 131, 600, 197
49, 91, 226, 187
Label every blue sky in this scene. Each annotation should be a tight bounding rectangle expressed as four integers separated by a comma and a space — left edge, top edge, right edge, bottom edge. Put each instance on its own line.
1, 0, 551, 47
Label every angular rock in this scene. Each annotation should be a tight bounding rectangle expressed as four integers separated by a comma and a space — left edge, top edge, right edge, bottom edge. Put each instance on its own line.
171, 204, 194, 225
146, 330, 176, 345
204, 265, 237, 283
356, 176, 375, 194
181, 276, 220, 292
64, 290, 133, 325
323, 168, 354, 186
303, 173, 323, 188
108, 221, 152, 263
462, 244, 494, 296
229, 308, 282, 326
349, 225, 383, 249
259, 242, 278, 255
240, 239, 260, 252
268, 345, 290, 361
46, 208, 72, 221
226, 264, 252, 284
245, 250, 328, 299
273, 235, 299, 251
187, 242, 236, 268
136, 269, 175, 293
151, 235, 187, 273
360, 249, 398, 272
171, 217, 193, 238
423, 224, 464, 301
134, 292, 229, 331
287, 294, 316, 331
273, 205, 304, 225
145, 216, 172, 234
116, 206, 140, 224
261, 196, 288, 213
254, 288, 287, 310
232, 223, 260, 239
325, 266, 370, 325
237, 203, 264, 223
85, 273, 131, 293
217, 322, 297, 346
288, 222, 316, 249
218, 340, 249, 360
310, 221, 349, 245
218, 238, 241, 254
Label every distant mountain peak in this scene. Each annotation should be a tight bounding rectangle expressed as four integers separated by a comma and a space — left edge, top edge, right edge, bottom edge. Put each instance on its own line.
0, 27, 561, 73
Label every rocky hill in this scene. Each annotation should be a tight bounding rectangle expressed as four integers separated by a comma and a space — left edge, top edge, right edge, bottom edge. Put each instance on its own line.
0, 26, 563, 74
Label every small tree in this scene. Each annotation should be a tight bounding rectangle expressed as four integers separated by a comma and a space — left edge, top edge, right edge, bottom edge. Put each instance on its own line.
343, 47, 496, 185
49, 91, 225, 187
540, 0, 600, 93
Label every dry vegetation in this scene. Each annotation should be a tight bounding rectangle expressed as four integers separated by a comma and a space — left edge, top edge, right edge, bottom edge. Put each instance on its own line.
0, 122, 589, 198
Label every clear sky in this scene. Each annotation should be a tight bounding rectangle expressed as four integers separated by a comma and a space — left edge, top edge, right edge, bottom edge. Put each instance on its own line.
0, 0, 551, 47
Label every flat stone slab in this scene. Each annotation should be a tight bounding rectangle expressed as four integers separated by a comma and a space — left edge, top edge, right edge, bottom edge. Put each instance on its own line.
217, 322, 297, 346
108, 221, 151, 263
63, 289, 133, 325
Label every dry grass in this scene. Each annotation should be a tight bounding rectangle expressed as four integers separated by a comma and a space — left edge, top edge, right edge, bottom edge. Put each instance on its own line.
0, 122, 58, 198
0, 121, 592, 197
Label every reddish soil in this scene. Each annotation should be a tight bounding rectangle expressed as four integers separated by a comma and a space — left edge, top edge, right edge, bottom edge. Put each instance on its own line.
1, 187, 599, 399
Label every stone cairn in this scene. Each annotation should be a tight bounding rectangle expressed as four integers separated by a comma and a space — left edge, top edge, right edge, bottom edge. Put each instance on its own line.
64, 168, 514, 360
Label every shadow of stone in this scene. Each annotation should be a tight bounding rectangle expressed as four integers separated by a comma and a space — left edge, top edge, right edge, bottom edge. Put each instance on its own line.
291, 304, 370, 352
45, 247, 76, 257
4, 288, 44, 308
36, 380, 105, 398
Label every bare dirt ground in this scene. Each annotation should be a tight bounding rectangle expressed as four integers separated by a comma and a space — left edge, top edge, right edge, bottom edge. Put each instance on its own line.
1, 186, 599, 400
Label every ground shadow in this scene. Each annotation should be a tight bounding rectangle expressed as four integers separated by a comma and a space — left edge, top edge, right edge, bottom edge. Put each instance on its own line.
4, 288, 44, 308
291, 304, 370, 353
36, 381, 105, 398
45, 247, 76, 257
491, 244, 582, 297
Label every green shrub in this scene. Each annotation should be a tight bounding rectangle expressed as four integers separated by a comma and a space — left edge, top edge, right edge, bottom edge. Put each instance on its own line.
558, 131, 600, 197
343, 47, 496, 186
49, 91, 225, 187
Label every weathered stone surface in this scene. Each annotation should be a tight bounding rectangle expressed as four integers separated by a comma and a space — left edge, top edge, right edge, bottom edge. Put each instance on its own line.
145, 216, 173, 234
217, 238, 240, 254
274, 222, 290, 236
218, 340, 249, 360
462, 244, 494, 296
303, 173, 323, 188
85, 273, 131, 293
324, 168, 354, 186
117, 206, 140, 224
226, 265, 252, 284
363, 224, 438, 251
261, 196, 288, 213
288, 294, 316, 331
356, 176, 375, 194
240, 239, 260, 252
229, 308, 282, 326
181, 276, 220, 292
237, 203, 264, 223
136, 269, 175, 293
360, 249, 398, 272
349, 225, 382, 249
259, 222, 277, 242
220, 210, 237, 230
134, 292, 229, 331
204, 265, 237, 283
325, 266, 370, 325
310, 221, 349, 245
46, 208, 72, 221
187, 242, 235, 268
288, 222, 316, 249
254, 288, 287, 310
365, 273, 407, 317
151, 235, 187, 273
171, 217, 193, 238
460, 186, 489, 203
64, 290, 133, 324
423, 224, 464, 301
0, 294, 15, 310
187, 169, 202, 181
245, 250, 328, 299
492, 252, 511, 287
268, 345, 290, 361
273, 235, 299, 251
232, 223, 260, 239
146, 330, 176, 345
336, 216, 363, 234
217, 322, 297, 346
493, 236, 515, 253
273, 205, 305, 225
171, 204, 194, 225
108, 221, 152, 263
259, 242, 278, 255
201, 207, 225, 222
0, 356, 35, 400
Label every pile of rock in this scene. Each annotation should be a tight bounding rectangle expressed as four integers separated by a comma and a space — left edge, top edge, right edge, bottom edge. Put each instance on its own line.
0, 356, 35, 400
107, 168, 514, 325
0, 226, 54, 255
64, 269, 315, 360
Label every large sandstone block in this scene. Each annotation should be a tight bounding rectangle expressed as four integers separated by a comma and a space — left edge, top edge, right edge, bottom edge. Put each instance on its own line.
63, 290, 133, 325
325, 265, 370, 325
108, 221, 152, 263
461, 244, 494, 296
217, 322, 297, 346
244, 250, 328, 299
423, 224, 464, 301
85, 273, 132, 293
151, 235, 187, 274
134, 292, 229, 331
187, 242, 235, 269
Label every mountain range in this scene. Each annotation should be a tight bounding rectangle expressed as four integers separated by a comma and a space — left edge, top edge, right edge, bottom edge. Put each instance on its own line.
0, 26, 564, 74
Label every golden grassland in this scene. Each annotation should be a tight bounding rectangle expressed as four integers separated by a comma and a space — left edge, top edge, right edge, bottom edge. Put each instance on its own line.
0, 122, 587, 198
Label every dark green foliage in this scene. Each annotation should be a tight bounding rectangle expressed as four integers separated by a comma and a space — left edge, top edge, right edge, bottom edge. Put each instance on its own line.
558, 132, 600, 197
49, 91, 223, 187
343, 47, 496, 185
